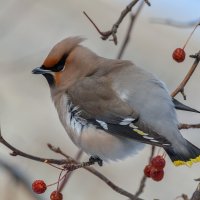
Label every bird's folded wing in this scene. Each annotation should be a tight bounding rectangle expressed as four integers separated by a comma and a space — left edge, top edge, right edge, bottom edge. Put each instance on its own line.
68, 76, 171, 147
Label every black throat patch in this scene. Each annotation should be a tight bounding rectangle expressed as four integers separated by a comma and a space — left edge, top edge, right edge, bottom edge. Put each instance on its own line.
43, 73, 55, 87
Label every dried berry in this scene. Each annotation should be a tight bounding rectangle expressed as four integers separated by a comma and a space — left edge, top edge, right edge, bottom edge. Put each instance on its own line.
32, 180, 47, 194
150, 168, 164, 181
144, 164, 152, 177
172, 48, 186, 63
151, 155, 166, 169
50, 191, 63, 200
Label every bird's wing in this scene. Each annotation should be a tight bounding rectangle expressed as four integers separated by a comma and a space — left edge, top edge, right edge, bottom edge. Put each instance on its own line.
68, 76, 171, 147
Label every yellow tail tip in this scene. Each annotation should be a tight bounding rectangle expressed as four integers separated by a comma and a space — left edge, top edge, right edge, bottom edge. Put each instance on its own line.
173, 155, 200, 167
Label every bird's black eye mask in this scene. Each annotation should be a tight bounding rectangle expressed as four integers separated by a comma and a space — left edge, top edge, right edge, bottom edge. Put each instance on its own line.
43, 73, 55, 87
41, 54, 67, 72
34, 54, 68, 87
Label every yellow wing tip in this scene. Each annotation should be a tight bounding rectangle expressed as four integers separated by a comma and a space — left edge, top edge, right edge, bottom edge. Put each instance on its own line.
173, 155, 200, 167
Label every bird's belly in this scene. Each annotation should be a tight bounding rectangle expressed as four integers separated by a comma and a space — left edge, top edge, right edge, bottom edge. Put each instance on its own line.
78, 126, 144, 161
62, 109, 144, 161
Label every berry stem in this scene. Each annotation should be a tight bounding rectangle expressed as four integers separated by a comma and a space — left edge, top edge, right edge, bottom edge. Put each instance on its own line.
45, 161, 64, 170
183, 23, 199, 49
57, 169, 65, 191
47, 172, 68, 187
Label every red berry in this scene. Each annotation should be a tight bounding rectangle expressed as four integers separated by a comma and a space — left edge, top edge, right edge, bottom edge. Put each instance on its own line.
150, 168, 164, 181
32, 180, 47, 194
50, 191, 63, 200
151, 156, 166, 169
172, 48, 186, 63
144, 164, 152, 177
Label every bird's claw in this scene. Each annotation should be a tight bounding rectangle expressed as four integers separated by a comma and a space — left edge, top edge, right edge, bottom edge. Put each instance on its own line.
89, 156, 103, 166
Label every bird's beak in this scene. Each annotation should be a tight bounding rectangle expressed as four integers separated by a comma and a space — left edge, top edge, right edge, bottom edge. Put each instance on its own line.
32, 67, 51, 75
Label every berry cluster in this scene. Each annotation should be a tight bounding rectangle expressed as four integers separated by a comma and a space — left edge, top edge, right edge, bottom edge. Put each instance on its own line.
172, 23, 199, 63
144, 155, 166, 181
32, 180, 63, 200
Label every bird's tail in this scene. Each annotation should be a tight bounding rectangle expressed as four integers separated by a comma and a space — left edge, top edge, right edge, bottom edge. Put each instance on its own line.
163, 140, 200, 166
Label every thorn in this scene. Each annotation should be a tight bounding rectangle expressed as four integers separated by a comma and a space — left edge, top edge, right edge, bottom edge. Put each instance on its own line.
10, 151, 18, 156
189, 51, 200, 60
180, 88, 187, 100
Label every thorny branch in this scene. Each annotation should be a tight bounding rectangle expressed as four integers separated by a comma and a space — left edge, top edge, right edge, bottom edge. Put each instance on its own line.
83, 0, 150, 45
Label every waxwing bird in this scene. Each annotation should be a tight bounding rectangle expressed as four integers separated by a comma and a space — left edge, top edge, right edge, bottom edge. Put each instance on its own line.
32, 37, 200, 166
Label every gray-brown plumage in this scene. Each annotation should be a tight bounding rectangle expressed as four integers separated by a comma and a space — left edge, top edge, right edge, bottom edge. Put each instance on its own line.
32, 37, 200, 166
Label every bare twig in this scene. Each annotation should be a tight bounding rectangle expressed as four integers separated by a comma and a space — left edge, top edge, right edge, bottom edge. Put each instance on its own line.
191, 183, 200, 200
83, 0, 150, 45
48, 144, 142, 200
179, 123, 200, 130
0, 129, 141, 200
117, 1, 144, 59
171, 51, 200, 99
85, 166, 143, 200
133, 146, 155, 199
0, 131, 67, 165
58, 150, 83, 192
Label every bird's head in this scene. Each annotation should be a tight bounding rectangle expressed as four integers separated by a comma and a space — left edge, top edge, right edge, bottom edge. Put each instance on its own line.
32, 36, 87, 90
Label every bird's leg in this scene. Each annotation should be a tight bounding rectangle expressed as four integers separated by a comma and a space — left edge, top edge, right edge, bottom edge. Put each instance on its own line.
89, 156, 103, 166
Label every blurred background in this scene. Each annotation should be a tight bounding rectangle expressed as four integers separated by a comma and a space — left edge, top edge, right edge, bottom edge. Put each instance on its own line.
0, 0, 200, 199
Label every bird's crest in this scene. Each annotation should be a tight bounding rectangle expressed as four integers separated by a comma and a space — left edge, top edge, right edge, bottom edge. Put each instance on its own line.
43, 36, 85, 69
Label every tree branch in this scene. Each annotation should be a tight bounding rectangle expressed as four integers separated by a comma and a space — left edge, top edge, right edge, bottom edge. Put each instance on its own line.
85, 166, 143, 200
117, 1, 144, 59
133, 146, 155, 199
171, 51, 200, 99
58, 150, 83, 193
0, 128, 142, 200
191, 183, 200, 200
179, 123, 200, 130
0, 131, 67, 165
48, 144, 143, 200
83, 0, 150, 45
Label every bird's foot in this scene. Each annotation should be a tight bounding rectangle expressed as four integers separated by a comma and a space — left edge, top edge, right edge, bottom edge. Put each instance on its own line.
89, 156, 103, 166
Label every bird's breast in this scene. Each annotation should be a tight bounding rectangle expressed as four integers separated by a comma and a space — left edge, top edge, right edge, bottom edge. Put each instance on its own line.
53, 94, 87, 146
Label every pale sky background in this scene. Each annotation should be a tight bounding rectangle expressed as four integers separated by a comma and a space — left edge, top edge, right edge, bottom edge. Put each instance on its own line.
0, 0, 200, 200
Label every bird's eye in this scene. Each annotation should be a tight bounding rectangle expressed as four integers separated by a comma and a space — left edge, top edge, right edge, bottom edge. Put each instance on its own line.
41, 54, 67, 72
50, 64, 65, 72
50, 54, 66, 72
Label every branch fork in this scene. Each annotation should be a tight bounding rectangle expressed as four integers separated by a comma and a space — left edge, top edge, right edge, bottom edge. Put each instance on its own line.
84, 0, 150, 45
